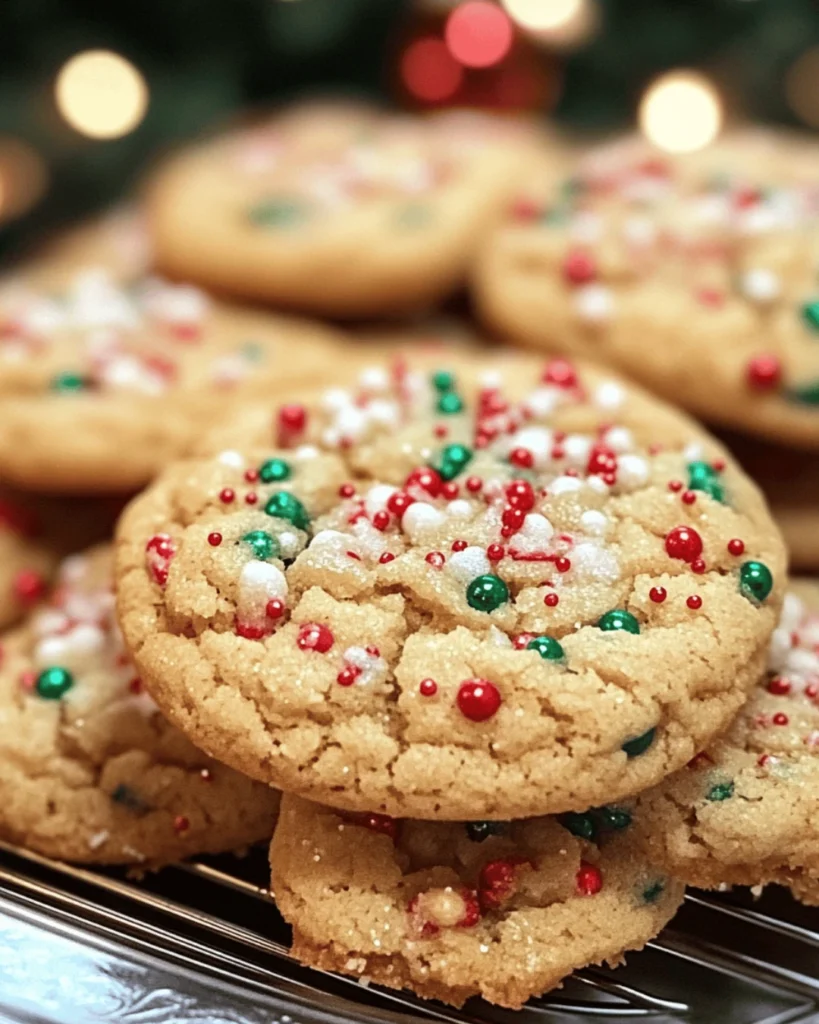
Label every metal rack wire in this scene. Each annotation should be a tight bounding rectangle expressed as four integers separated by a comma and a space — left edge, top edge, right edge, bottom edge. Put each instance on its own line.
0, 839, 817, 1024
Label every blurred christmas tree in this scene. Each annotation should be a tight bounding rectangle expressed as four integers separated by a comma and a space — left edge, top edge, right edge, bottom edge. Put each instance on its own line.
2, 0, 819, 257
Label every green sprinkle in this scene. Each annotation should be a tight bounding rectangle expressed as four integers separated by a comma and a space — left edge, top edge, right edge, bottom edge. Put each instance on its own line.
435, 443, 473, 481
51, 372, 86, 393
621, 728, 656, 758
248, 198, 305, 227
259, 458, 291, 483
687, 461, 725, 504
707, 780, 735, 802
801, 300, 819, 332
242, 530, 279, 561
265, 491, 310, 530
560, 812, 597, 841
466, 574, 510, 613
436, 391, 464, 415
527, 635, 565, 661
641, 880, 665, 904
598, 609, 640, 635
111, 784, 147, 812
597, 806, 632, 832
786, 379, 819, 405
465, 821, 507, 842
36, 666, 74, 700
432, 370, 455, 393
739, 561, 773, 604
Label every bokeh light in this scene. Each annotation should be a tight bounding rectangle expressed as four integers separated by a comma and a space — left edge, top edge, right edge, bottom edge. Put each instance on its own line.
402, 37, 464, 102
639, 71, 722, 153
445, 2, 515, 69
786, 47, 819, 128
502, 0, 580, 30
0, 139, 48, 221
55, 50, 148, 139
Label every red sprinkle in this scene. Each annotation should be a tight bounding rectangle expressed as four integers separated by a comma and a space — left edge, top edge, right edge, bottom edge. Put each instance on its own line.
563, 249, 597, 286
441, 482, 460, 500
12, 569, 45, 604
466, 476, 483, 494
686, 595, 703, 610
379, 552, 395, 564
681, 490, 697, 505
387, 491, 415, 517
691, 558, 706, 575
768, 676, 791, 695
665, 525, 703, 564
434, 424, 448, 438
372, 510, 391, 532
405, 467, 442, 498
425, 551, 445, 569
244, 469, 259, 483
727, 538, 745, 556
506, 480, 535, 511
487, 543, 505, 562
219, 488, 235, 504
278, 403, 307, 435
555, 557, 571, 574
478, 858, 527, 910
451, 540, 468, 552
266, 599, 285, 620
746, 354, 782, 391
457, 679, 502, 722
501, 507, 525, 532
576, 862, 603, 896
649, 586, 667, 604
297, 623, 334, 653
668, 480, 683, 493
772, 712, 789, 726
542, 358, 578, 388
338, 483, 356, 499
509, 447, 534, 469
544, 593, 560, 607
245, 492, 258, 505
419, 678, 438, 697
207, 532, 222, 547
337, 666, 361, 687
199, 768, 213, 782
173, 815, 190, 834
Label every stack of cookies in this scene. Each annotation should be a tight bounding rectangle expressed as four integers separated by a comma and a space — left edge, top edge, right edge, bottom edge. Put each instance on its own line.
0, 101, 816, 1011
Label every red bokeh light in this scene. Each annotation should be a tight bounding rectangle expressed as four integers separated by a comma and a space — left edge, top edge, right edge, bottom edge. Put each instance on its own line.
402, 37, 464, 102
445, 1, 514, 69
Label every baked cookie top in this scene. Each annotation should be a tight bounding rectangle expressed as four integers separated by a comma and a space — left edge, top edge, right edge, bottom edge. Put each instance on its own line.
475, 130, 819, 448
270, 794, 684, 1009
0, 268, 345, 492
148, 102, 549, 317
115, 355, 786, 820
0, 544, 279, 865
0, 496, 53, 630
632, 582, 819, 905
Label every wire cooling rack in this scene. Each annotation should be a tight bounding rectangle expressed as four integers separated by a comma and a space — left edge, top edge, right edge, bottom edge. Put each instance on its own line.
0, 839, 817, 1024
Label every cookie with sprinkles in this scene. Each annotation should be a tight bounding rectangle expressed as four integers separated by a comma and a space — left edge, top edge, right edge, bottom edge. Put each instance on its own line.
269, 794, 683, 1008
0, 267, 347, 492
147, 101, 548, 317
475, 129, 819, 448
631, 581, 819, 905
0, 545, 279, 865
115, 354, 786, 819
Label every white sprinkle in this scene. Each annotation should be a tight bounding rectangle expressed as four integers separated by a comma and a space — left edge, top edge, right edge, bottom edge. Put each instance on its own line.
217, 450, 245, 469
604, 426, 634, 453
575, 284, 613, 323
88, 830, 110, 850
448, 546, 491, 584
550, 475, 583, 496
321, 388, 352, 412
525, 387, 560, 417
563, 434, 592, 465
617, 454, 650, 489
593, 381, 625, 411
364, 484, 397, 518
359, 366, 390, 392
684, 442, 705, 462
580, 510, 610, 536
446, 499, 472, 518
572, 541, 620, 583
510, 426, 553, 465
741, 268, 780, 304
401, 502, 446, 540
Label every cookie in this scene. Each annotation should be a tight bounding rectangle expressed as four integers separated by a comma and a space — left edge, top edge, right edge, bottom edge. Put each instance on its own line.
115, 354, 786, 820
270, 794, 684, 1008
475, 129, 819, 448
719, 431, 819, 571
0, 545, 279, 865
148, 102, 547, 317
632, 581, 819, 904
0, 268, 346, 492
0, 495, 53, 630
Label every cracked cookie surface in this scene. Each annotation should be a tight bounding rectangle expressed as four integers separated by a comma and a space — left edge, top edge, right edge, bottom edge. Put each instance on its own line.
0, 545, 279, 865
270, 793, 684, 1009
0, 267, 346, 492
115, 355, 786, 819
148, 101, 549, 317
632, 582, 819, 904
475, 130, 819, 448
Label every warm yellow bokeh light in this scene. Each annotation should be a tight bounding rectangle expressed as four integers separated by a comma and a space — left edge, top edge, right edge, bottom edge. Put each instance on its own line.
55, 50, 148, 140
502, 0, 582, 30
639, 72, 722, 154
